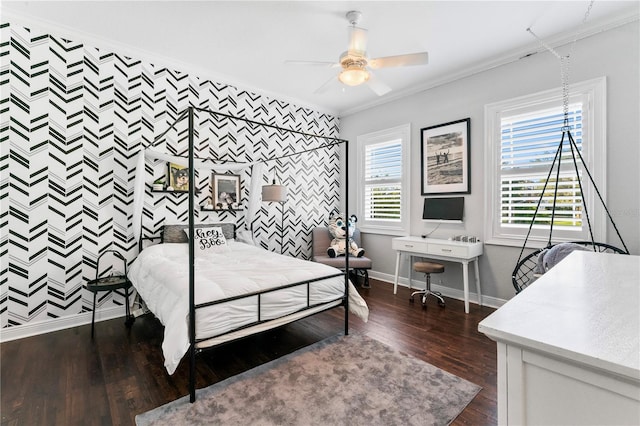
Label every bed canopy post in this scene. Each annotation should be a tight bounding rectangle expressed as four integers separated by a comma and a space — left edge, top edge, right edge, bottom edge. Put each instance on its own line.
187, 106, 197, 403
344, 139, 350, 336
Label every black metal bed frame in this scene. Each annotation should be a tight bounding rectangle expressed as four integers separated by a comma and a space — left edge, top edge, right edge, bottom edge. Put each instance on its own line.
146, 106, 351, 403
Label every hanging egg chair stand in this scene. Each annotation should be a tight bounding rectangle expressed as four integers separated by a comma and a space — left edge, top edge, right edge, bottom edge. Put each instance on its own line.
511, 124, 629, 293
512, 9, 629, 293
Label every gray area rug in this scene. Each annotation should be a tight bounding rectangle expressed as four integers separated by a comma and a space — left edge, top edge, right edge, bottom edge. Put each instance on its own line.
136, 334, 481, 426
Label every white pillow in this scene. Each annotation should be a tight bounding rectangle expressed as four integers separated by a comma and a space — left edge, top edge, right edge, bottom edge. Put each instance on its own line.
236, 229, 256, 246
184, 226, 229, 255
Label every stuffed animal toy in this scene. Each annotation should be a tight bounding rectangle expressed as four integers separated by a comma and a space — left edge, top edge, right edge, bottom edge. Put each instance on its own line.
327, 212, 365, 258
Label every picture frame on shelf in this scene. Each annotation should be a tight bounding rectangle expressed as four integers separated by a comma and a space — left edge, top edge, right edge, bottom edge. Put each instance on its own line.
420, 118, 471, 195
212, 174, 240, 209
167, 162, 189, 192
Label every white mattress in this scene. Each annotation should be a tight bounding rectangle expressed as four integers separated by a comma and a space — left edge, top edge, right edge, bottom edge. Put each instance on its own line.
128, 241, 369, 374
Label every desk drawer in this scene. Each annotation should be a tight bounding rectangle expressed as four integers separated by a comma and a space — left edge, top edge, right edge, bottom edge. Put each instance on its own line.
427, 243, 468, 257
392, 239, 427, 252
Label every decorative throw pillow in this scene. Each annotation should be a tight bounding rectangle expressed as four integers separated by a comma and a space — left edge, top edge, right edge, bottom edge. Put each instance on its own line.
184, 226, 229, 255
163, 223, 235, 243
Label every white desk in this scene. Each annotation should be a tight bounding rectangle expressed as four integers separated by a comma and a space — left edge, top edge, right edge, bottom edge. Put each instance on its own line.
478, 252, 640, 425
392, 236, 483, 313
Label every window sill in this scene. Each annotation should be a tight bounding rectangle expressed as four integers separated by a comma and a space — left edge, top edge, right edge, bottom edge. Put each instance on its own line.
485, 235, 585, 249
358, 225, 407, 237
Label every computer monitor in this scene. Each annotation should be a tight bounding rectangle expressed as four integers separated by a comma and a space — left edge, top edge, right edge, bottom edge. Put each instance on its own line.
422, 197, 464, 223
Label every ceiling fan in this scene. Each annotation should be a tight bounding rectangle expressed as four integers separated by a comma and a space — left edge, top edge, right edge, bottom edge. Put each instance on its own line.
286, 10, 429, 96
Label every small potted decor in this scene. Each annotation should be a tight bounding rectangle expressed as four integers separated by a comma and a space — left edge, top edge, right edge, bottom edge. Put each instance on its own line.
152, 178, 165, 191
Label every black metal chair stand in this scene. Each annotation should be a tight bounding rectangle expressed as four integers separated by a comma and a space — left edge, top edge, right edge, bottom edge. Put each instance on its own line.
86, 250, 134, 338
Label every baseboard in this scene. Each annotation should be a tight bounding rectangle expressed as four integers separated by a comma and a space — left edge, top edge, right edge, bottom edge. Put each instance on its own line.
368, 270, 507, 310
0, 306, 126, 343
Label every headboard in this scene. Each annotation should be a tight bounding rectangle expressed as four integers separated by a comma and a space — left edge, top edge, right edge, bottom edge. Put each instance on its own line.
162, 223, 237, 243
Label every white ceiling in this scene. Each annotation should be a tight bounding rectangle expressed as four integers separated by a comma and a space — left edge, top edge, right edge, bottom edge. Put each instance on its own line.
3, 1, 638, 116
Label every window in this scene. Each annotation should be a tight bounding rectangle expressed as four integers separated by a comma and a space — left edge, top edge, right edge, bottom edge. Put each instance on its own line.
484, 77, 606, 248
357, 124, 410, 235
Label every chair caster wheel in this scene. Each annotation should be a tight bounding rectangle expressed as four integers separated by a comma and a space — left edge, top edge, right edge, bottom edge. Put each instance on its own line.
409, 297, 415, 303
438, 300, 446, 308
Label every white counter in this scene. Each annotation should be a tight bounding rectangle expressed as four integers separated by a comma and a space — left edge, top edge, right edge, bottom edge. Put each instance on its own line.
479, 251, 640, 425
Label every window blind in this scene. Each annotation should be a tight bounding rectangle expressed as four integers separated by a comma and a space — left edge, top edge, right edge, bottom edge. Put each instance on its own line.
500, 104, 583, 229
364, 140, 402, 221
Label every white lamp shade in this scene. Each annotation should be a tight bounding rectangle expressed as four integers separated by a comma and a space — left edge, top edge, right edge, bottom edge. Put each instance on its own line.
262, 184, 287, 202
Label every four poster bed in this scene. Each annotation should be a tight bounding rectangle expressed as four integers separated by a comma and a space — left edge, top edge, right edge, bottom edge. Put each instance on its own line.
129, 107, 368, 403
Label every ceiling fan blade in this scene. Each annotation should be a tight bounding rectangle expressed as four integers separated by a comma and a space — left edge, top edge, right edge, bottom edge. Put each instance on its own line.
285, 60, 340, 68
313, 74, 340, 94
348, 27, 368, 55
366, 71, 392, 96
369, 52, 429, 69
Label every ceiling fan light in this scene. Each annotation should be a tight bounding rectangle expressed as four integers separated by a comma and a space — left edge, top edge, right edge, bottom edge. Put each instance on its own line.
338, 67, 369, 86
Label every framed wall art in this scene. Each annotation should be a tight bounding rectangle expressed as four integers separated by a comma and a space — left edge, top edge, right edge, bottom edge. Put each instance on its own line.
212, 174, 240, 209
168, 162, 190, 192
420, 118, 471, 195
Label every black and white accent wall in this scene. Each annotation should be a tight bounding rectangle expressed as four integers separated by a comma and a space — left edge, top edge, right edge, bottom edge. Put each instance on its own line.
0, 22, 342, 333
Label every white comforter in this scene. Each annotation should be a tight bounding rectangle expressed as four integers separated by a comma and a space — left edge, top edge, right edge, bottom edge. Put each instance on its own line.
128, 241, 369, 374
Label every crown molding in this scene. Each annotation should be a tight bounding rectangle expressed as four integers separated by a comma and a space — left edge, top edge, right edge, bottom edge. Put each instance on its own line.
339, 11, 639, 117
3, 7, 636, 119
1, 9, 339, 118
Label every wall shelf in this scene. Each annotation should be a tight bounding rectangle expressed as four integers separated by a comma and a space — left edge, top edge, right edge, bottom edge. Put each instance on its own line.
200, 208, 241, 212
151, 190, 199, 194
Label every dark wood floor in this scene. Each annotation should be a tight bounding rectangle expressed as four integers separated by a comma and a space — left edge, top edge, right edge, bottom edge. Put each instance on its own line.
1, 280, 497, 425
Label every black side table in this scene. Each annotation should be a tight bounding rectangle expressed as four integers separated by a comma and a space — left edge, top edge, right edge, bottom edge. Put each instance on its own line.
86, 250, 135, 338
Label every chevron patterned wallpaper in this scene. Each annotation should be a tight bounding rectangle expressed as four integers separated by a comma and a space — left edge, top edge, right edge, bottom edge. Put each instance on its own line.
0, 22, 342, 330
